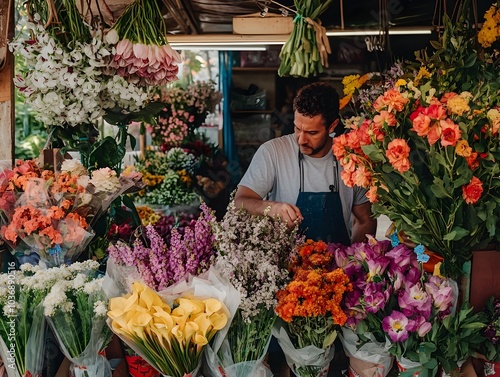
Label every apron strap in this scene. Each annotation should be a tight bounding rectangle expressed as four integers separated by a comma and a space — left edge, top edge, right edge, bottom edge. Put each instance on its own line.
298, 151, 338, 193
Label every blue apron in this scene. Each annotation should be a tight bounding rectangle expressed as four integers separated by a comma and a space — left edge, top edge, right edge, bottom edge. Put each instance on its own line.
295, 152, 351, 245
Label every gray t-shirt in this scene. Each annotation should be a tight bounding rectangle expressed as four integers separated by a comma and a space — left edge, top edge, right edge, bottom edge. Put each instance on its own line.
239, 134, 369, 234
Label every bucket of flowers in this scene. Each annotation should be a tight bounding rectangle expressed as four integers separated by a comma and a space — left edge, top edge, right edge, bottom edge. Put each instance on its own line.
203, 200, 303, 377
0, 158, 142, 267
332, 235, 459, 377
273, 239, 352, 377
333, 1, 500, 280
105, 202, 239, 376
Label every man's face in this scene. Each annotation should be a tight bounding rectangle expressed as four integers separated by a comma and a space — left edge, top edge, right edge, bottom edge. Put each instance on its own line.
294, 111, 336, 158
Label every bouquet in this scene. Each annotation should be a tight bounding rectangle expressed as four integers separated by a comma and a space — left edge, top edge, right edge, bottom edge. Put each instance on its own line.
107, 202, 217, 292
43, 261, 113, 377
107, 281, 229, 377
127, 147, 200, 207
0, 158, 141, 266
333, 1, 500, 279
0, 260, 102, 377
208, 201, 302, 376
333, 236, 458, 377
274, 240, 352, 377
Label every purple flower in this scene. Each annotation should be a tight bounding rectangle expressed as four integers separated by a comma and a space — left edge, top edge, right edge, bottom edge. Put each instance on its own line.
425, 276, 454, 314
398, 283, 432, 318
382, 311, 410, 342
385, 244, 418, 274
363, 282, 390, 314
413, 315, 432, 337
366, 255, 390, 282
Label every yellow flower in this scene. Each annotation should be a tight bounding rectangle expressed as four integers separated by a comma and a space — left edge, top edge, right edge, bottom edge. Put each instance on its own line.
455, 140, 472, 158
414, 66, 431, 86
395, 79, 407, 87
342, 74, 361, 96
447, 95, 470, 116
478, 5, 500, 48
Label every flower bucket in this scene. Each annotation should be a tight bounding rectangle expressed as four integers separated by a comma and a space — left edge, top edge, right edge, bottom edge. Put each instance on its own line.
272, 320, 335, 377
396, 357, 424, 377
484, 361, 500, 376
340, 328, 393, 377
125, 356, 158, 377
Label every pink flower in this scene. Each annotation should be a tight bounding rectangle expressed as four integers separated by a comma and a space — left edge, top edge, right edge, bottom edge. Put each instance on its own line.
439, 118, 462, 147
398, 283, 432, 318
410, 113, 432, 136
382, 311, 410, 342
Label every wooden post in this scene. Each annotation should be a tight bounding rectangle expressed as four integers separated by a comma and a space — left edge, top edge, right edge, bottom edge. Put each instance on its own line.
0, 0, 14, 165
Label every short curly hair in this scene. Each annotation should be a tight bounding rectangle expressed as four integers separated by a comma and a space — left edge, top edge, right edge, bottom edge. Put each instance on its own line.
293, 82, 340, 128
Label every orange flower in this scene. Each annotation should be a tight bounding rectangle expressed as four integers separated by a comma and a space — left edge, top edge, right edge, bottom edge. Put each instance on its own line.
366, 186, 379, 203
373, 89, 409, 113
455, 140, 472, 158
439, 119, 461, 147
373, 110, 397, 128
462, 176, 483, 204
385, 139, 411, 173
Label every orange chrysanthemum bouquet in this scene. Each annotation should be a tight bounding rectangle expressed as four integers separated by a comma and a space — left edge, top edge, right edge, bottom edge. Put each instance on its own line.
334, 1, 500, 279
274, 240, 352, 377
0, 158, 141, 267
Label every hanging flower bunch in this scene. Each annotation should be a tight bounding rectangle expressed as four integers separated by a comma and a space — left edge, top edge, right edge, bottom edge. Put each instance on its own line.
109, 0, 181, 86
478, 3, 500, 48
0, 159, 142, 266
107, 202, 217, 291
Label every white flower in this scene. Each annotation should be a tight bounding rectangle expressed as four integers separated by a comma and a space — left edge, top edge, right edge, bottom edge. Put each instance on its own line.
90, 167, 121, 193
93, 300, 108, 317
104, 29, 119, 44
61, 159, 88, 176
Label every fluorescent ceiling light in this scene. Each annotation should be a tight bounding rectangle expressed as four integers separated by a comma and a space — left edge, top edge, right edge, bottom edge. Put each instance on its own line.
326, 27, 433, 36
172, 44, 266, 51
167, 27, 433, 50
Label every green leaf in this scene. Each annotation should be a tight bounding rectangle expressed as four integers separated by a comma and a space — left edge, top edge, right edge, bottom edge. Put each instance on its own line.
430, 178, 451, 198
361, 144, 386, 162
443, 227, 469, 241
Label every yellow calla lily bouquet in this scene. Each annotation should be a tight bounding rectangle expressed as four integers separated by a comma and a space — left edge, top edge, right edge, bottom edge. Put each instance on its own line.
108, 281, 229, 377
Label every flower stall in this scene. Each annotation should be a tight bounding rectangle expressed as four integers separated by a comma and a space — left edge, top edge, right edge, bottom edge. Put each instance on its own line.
0, 0, 499, 376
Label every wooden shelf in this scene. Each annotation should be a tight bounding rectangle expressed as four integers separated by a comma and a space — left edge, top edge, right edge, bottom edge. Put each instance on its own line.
232, 67, 278, 72
232, 110, 273, 115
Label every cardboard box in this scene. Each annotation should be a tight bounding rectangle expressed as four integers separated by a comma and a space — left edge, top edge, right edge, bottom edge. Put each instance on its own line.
233, 13, 293, 35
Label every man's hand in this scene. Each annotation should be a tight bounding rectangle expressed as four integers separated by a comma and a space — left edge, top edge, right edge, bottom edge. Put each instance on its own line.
267, 202, 303, 228
234, 185, 303, 229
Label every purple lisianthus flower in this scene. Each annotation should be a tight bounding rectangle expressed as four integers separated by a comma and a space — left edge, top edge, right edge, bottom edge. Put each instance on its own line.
398, 283, 432, 318
413, 315, 432, 337
363, 282, 390, 313
382, 310, 410, 342
425, 276, 454, 314
366, 255, 390, 282
385, 244, 418, 274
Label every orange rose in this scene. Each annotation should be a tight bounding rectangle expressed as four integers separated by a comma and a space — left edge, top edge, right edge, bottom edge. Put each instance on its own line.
427, 124, 442, 146
411, 113, 432, 136
386, 139, 411, 173
455, 140, 472, 158
353, 165, 371, 188
439, 119, 462, 147
462, 176, 483, 204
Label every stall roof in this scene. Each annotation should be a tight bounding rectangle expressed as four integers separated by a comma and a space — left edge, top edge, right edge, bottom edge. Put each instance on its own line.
160, 0, 487, 35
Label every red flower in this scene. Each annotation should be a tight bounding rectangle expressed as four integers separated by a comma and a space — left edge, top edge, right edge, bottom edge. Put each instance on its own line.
462, 176, 483, 204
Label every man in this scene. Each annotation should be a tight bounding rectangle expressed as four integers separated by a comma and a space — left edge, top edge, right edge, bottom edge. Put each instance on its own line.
234, 81, 376, 245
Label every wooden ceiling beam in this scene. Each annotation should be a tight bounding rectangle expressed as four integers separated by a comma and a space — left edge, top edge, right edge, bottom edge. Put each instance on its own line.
161, 0, 201, 34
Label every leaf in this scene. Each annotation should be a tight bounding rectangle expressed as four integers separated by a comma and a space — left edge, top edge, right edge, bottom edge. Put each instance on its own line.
443, 227, 469, 241
430, 178, 451, 199
361, 144, 386, 162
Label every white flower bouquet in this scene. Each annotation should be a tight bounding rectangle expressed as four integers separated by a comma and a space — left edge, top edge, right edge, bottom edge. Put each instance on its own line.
42, 261, 112, 377
206, 201, 303, 377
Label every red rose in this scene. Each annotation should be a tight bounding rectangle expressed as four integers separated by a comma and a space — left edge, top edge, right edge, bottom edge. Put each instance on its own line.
462, 176, 483, 204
